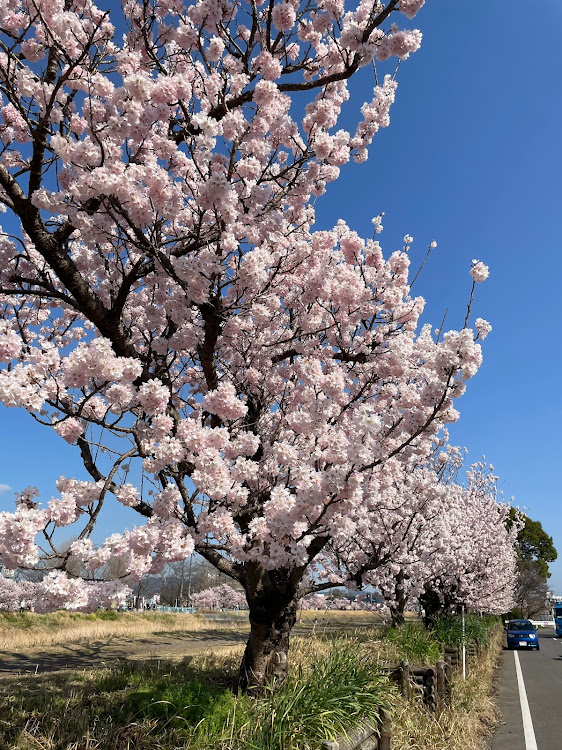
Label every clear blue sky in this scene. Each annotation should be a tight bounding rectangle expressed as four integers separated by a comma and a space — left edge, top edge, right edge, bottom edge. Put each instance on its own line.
2, 0, 562, 590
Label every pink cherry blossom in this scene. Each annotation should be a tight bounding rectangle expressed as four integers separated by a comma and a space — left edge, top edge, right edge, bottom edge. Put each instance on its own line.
53, 417, 84, 444
191, 583, 246, 609
470, 260, 490, 283
0, 576, 38, 611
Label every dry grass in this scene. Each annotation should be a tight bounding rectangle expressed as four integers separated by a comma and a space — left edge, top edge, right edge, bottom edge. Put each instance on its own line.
297, 609, 417, 625
391, 628, 503, 750
298, 609, 387, 624
0, 609, 386, 652
0, 610, 247, 651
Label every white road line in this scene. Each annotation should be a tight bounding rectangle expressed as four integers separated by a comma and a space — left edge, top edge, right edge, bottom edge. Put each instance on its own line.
514, 651, 538, 750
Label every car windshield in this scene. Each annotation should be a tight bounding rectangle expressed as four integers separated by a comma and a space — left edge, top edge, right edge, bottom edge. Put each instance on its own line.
509, 621, 533, 631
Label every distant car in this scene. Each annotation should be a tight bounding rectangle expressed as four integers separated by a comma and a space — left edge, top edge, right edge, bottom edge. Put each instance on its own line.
505, 619, 540, 650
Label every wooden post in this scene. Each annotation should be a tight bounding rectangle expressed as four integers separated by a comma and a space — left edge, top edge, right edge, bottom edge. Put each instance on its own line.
422, 666, 436, 711
400, 660, 410, 698
378, 709, 392, 750
436, 660, 446, 714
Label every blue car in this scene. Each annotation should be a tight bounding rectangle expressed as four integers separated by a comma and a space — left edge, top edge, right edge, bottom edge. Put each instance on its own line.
505, 619, 540, 650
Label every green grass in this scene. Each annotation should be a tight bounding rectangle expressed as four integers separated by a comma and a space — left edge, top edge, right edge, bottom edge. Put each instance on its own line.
251, 641, 395, 750
376, 622, 442, 664
430, 615, 499, 649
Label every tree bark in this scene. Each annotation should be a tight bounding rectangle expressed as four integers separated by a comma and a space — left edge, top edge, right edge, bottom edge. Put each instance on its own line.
390, 570, 407, 627
238, 566, 299, 691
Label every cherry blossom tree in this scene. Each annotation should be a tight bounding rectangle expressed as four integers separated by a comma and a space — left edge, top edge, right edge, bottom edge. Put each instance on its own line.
324, 450, 517, 624
381, 459, 517, 623
0, 0, 495, 688
300, 592, 383, 611
191, 582, 246, 609
300, 592, 328, 610
0, 575, 37, 610
418, 461, 518, 619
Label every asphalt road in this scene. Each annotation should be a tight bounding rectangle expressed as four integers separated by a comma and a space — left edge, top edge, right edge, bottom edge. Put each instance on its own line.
491, 628, 562, 750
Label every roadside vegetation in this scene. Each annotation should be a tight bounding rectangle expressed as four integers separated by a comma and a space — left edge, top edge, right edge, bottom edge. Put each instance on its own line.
430, 614, 498, 649
392, 625, 503, 750
0, 638, 395, 750
0, 611, 501, 750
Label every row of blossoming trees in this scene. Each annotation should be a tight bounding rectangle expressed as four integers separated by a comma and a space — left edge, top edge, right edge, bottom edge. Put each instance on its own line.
0, 0, 516, 688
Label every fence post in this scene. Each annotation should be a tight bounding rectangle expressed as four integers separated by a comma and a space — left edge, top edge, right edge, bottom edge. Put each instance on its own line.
422, 666, 437, 711
400, 660, 410, 698
436, 660, 446, 714
378, 709, 392, 750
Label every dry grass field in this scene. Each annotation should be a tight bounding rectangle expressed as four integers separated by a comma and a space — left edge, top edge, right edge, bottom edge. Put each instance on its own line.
0, 608, 391, 652
0, 610, 244, 651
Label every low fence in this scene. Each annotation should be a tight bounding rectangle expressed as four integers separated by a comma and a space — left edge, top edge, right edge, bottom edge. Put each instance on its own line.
321, 634, 494, 749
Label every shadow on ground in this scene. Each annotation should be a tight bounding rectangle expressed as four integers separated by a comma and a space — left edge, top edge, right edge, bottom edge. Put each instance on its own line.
0, 629, 248, 676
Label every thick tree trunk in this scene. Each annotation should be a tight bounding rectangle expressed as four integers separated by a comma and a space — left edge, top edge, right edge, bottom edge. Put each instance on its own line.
419, 586, 443, 625
239, 598, 298, 691
238, 565, 299, 691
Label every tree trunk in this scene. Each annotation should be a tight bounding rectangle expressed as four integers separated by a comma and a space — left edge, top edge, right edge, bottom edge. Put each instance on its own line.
419, 586, 443, 625
420, 585, 463, 625
390, 570, 407, 627
238, 566, 299, 692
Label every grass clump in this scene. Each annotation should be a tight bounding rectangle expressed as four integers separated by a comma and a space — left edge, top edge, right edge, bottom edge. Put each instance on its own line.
252, 640, 395, 750
376, 623, 441, 664
431, 614, 499, 649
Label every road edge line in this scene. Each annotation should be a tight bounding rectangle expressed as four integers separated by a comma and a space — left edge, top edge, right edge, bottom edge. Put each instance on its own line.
514, 650, 538, 750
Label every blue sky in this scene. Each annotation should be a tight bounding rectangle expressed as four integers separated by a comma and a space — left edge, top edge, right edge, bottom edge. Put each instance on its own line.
2, 0, 562, 590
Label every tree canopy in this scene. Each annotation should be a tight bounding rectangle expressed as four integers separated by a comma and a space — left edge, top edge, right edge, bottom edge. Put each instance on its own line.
507, 509, 557, 579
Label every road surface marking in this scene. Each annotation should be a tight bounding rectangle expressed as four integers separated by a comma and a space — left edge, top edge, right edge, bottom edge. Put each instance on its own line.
514, 651, 538, 750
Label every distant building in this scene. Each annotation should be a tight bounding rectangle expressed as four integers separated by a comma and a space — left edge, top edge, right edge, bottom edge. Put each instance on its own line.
0, 563, 15, 579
